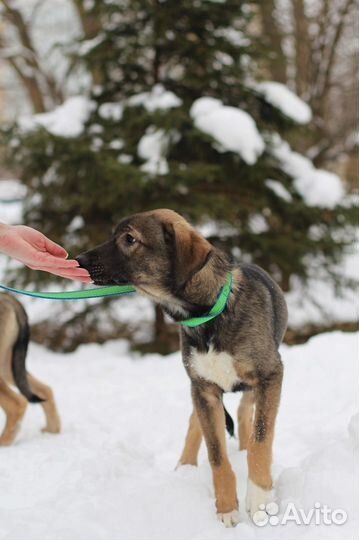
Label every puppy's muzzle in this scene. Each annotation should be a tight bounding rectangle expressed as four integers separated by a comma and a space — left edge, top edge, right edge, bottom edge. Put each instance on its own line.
76, 254, 107, 283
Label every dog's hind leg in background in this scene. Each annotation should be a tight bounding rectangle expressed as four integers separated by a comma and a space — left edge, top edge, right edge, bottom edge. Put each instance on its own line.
0, 294, 61, 445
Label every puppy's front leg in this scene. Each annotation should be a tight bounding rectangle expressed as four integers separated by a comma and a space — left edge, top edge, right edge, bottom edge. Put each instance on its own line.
192, 382, 239, 528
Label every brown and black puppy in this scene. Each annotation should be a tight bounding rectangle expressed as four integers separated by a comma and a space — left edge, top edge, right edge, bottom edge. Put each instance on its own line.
0, 293, 61, 445
77, 209, 287, 528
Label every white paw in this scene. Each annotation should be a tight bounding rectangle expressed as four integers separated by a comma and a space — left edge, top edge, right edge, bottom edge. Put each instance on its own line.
246, 478, 275, 523
174, 460, 197, 471
217, 509, 240, 527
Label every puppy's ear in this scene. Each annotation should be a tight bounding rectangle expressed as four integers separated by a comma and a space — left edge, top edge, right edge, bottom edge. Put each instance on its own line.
163, 221, 212, 289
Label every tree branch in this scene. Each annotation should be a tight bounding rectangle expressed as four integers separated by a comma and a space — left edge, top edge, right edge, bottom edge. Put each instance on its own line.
72, 0, 103, 85
315, 0, 356, 112
0, 0, 63, 112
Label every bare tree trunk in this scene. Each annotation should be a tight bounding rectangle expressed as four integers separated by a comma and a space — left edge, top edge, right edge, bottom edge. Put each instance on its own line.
292, 0, 311, 98
258, 0, 287, 82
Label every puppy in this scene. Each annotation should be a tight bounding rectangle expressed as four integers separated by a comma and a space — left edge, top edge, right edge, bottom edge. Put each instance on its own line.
77, 209, 287, 527
0, 293, 61, 445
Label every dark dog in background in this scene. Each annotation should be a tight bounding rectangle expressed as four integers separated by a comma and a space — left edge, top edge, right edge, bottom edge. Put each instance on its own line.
77, 209, 287, 528
0, 294, 61, 445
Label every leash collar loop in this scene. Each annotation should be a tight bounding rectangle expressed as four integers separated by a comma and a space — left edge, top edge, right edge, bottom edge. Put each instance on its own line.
179, 272, 233, 328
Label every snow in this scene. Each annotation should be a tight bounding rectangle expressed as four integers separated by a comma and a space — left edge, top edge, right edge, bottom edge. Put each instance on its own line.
0, 179, 27, 202
348, 413, 359, 449
0, 331, 357, 539
77, 34, 104, 56
270, 136, 345, 208
286, 238, 359, 329
67, 216, 84, 233
108, 139, 124, 150
265, 179, 292, 202
138, 128, 169, 175
118, 154, 133, 164
127, 84, 182, 112
98, 102, 123, 122
19, 97, 95, 138
248, 214, 269, 234
0, 185, 23, 224
256, 82, 312, 124
190, 96, 222, 118
190, 97, 265, 165
198, 221, 238, 239
214, 27, 250, 47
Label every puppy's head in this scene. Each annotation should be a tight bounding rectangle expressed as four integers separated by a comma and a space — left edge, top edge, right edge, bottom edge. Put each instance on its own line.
76, 209, 212, 295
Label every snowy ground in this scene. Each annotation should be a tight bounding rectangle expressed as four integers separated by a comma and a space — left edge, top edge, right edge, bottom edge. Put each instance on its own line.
0, 331, 357, 540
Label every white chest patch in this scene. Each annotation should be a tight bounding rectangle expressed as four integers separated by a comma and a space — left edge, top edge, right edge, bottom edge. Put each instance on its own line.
190, 346, 240, 391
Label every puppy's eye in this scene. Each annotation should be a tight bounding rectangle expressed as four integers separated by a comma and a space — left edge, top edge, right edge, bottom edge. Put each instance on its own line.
126, 233, 137, 245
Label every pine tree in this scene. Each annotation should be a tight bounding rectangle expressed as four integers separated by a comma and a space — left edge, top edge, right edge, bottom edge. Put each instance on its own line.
3, 0, 356, 350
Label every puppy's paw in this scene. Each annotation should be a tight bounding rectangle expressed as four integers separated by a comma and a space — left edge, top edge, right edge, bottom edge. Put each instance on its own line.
246, 478, 275, 523
0, 436, 14, 447
175, 459, 197, 470
41, 420, 61, 434
217, 509, 240, 528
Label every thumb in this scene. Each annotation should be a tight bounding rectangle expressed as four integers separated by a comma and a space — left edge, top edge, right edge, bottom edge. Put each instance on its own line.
44, 237, 68, 259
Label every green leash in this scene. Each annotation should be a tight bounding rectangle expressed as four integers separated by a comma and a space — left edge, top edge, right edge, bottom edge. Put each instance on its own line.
0, 283, 136, 300
179, 272, 232, 327
0, 198, 25, 204
0, 272, 232, 328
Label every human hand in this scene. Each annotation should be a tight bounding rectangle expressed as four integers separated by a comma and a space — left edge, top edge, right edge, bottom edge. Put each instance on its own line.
0, 224, 92, 283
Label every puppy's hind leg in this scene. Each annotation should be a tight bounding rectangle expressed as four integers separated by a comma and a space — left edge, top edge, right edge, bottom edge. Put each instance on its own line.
237, 391, 254, 451
27, 374, 61, 434
177, 408, 202, 467
0, 379, 27, 446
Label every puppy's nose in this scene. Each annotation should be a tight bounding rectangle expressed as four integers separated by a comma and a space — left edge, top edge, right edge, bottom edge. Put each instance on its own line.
76, 254, 89, 269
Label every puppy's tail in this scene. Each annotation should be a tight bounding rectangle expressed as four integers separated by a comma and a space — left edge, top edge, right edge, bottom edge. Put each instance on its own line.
223, 405, 235, 437
11, 303, 43, 404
